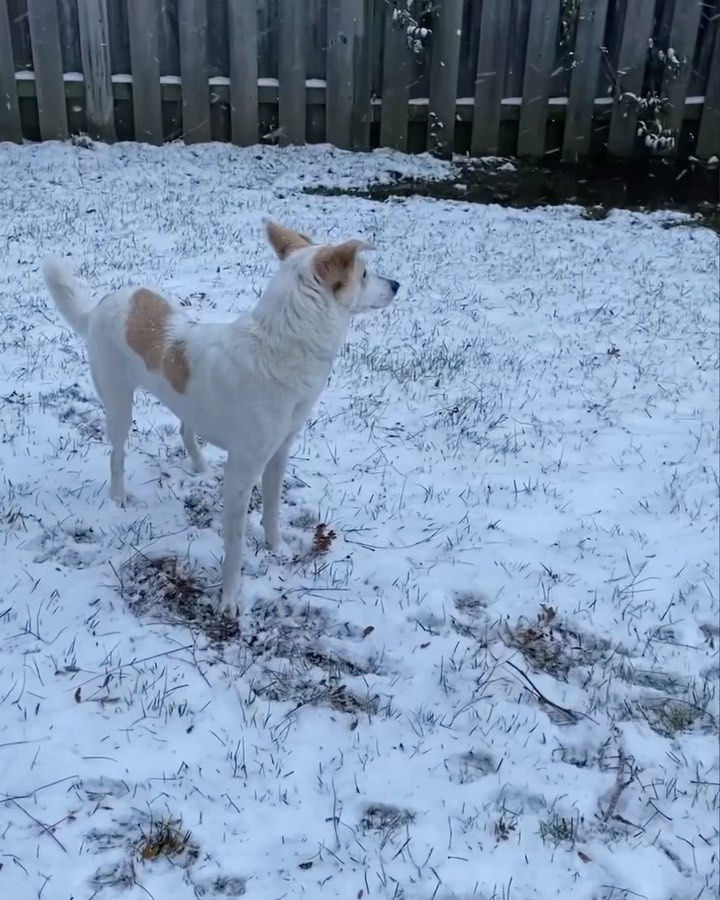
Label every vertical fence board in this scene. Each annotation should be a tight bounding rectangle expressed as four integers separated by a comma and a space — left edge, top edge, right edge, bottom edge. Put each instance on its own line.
207, 0, 228, 76
563, 0, 609, 159
518, 0, 561, 157
606, 0, 655, 158
427, 0, 463, 156
158, 0, 180, 76
598, 0, 628, 96
178, 0, 210, 143
370, 0, 385, 97
278, 0, 306, 144
471, 0, 512, 156
350, 0, 371, 149
689, 6, 717, 97
127, 0, 163, 144
0, 0, 22, 142
106, 0, 130, 75
57, 0, 81, 72
306, 0, 327, 81
696, 24, 718, 159
326, 0, 355, 148
257, 0, 278, 79
663, 0, 703, 147
77, 0, 116, 142
26, 0, 69, 140
228, 0, 258, 145
9, 0, 33, 71
380, 2, 412, 151
505, 0, 532, 97
459, 0, 483, 97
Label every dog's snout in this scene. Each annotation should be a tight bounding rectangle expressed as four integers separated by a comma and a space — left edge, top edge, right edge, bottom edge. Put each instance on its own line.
388, 279, 400, 295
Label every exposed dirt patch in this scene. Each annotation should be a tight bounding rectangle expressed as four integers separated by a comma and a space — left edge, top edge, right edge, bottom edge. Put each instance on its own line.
120, 553, 240, 643
306, 157, 720, 231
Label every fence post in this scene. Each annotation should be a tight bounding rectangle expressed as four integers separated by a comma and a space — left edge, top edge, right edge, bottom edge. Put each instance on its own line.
127, 0, 163, 145
696, 28, 719, 160
279, 0, 307, 144
562, 0, 609, 161
663, 0, 703, 156
26, 0, 68, 141
77, 0, 116, 143
427, 0, 463, 157
228, 0, 259, 146
518, 0, 561, 158
471, 0, 512, 157
178, 0, 211, 143
0, 0, 22, 143
350, 0, 372, 150
380, 1, 412, 152
606, 0, 656, 160
327, 0, 356, 149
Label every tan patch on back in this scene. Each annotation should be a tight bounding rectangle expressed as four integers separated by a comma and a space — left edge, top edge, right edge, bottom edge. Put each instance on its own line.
126, 289, 191, 393
163, 341, 191, 393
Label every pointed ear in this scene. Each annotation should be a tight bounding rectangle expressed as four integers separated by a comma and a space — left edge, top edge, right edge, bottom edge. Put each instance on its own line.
313, 240, 374, 291
265, 221, 313, 259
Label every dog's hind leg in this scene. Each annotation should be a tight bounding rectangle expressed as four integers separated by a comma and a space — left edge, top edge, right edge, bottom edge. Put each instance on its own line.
261, 433, 296, 554
180, 422, 206, 472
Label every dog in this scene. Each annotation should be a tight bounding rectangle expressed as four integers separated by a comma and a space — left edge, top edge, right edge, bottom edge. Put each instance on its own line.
42, 222, 399, 616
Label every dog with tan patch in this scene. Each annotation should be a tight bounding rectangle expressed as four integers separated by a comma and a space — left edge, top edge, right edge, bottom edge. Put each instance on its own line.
42, 222, 399, 617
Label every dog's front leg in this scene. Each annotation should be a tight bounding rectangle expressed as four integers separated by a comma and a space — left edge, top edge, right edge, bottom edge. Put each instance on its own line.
219, 457, 253, 617
181, 422, 206, 472
261, 433, 296, 554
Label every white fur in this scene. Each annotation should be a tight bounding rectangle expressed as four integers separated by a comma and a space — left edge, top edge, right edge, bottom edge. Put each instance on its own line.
41, 226, 399, 618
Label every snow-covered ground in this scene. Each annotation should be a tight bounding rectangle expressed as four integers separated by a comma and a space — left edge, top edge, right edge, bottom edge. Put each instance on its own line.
0, 140, 718, 900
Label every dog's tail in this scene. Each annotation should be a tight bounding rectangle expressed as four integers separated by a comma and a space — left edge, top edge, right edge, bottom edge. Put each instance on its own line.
42, 258, 93, 339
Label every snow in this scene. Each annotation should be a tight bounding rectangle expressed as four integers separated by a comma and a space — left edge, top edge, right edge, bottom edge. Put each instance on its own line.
0, 140, 718, 900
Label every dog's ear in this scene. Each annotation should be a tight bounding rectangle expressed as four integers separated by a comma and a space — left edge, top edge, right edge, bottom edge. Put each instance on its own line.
313, 240, 374, 291
265, 221, 313, 259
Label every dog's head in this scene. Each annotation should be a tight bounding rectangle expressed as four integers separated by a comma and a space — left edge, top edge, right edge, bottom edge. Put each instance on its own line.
265, 221, 400, 315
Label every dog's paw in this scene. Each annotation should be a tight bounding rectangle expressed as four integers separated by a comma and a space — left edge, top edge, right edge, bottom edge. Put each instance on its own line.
217, 590, 242, 619
190, 453, 207, 474
267, 538, 294, 562
111, 490, 137, 509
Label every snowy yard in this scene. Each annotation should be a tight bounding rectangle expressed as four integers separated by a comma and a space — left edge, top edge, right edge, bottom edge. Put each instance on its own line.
0, 141, 718, 900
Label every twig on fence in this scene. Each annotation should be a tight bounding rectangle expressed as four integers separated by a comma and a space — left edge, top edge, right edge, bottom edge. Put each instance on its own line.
600, 46, 624, 101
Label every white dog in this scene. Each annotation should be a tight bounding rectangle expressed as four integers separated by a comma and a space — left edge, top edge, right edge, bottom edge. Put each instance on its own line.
42, 222, 399, 616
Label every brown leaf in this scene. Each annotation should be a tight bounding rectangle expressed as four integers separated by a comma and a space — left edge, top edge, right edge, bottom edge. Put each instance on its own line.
578, 850, 591, 863
74, 687, 82, 704
312, 523, 337, 554
362, 625, 374, 638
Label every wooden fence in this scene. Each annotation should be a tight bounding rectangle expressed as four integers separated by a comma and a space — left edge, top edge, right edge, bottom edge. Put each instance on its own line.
1, 0, 718, 161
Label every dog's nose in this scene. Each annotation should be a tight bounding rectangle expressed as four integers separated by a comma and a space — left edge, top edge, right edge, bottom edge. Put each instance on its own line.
389, 279, 400, 295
